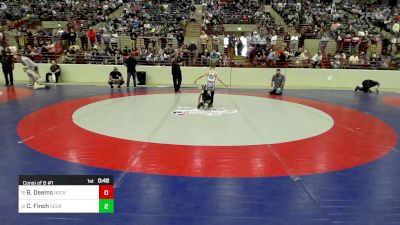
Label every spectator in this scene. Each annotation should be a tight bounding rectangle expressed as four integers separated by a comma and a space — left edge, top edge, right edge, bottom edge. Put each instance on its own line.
267, 50, 277, 63
200, 49, 211, 66
311, 51, 323, 68
320, 32, 330, 50
290, 32, 299, 50
68, 29, 77, 46
332, 52, 341, 69
237, 38, 244, 56
108, 67, 124, 88
351, 34, 361, 54
209, 49, 221, 65
167, 32, 174, 49
283, 32, 290, 48
79, 29, 88, 51
188, 41, 197, 65
298, 32, 306, 49
110, 31, 118, 49
299, 49, 310, 65
211, 34, 219, 51
227, 34, 235, 58
101, 30, 111, 48
254, 47, 264, 66
181, 45, 190, 66
188, 41, 197, 52
61, 27, 70, 50
87, 27, 96, 48
176, 31, 184, 48
355, 51, 363, 64
277, 2, 283, 12
295, 1, 302, 12
270, 31, 278, 48
393, 21, 400, 37
122, 46, 131, 57
349, 53, 360, 64
14, 28, 21, 48
199, 30, 209, 53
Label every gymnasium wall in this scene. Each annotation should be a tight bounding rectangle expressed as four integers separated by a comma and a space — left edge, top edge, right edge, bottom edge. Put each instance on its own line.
3, 63, 400, 90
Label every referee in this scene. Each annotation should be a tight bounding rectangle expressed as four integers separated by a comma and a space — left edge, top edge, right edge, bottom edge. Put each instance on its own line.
2, 48, 14, 86
171, 52, 182, 93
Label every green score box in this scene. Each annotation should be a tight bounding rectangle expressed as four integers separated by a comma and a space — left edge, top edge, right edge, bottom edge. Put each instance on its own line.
99, 199, 114, 213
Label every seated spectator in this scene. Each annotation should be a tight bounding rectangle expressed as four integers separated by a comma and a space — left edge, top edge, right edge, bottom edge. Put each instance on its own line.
110, 31, 118, 49
132, 47, 141, 57
393, 21, 400, 37
290, 32, 299, 50
200, 49, 211, 66
359, 52, 368, 64
320, 32, 330, 50
254, 47, 264, 65
188, 41, 197, 53
45, 60, 61, 83
209, 49, 221, 64
177, 31, 184, 48
380, 54, 392, 68
332, 52, 341, 69
267, 50, 277, 61
270, 31, 278, 48
108, 67, 124, 88
311, 51, 323, 68
167, 32, 174, 49
349, 53, 360, 64
101, 30, 111, 48
299, 49, 310, 62
61, 50, 75, 64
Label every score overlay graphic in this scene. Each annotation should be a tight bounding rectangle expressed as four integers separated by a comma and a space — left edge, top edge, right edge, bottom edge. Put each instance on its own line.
18, 175, 114, 213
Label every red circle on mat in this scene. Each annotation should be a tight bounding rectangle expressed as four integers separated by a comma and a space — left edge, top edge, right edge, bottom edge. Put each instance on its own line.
17, 92, 398, 177
0, 87, 33, 103
383, 96, 400, 109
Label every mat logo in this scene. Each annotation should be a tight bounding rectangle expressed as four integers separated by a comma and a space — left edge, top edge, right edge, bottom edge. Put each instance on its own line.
172, 106, 238, 116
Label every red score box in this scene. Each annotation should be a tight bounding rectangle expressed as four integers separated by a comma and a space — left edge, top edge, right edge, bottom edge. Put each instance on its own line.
99, 185, 114, 199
